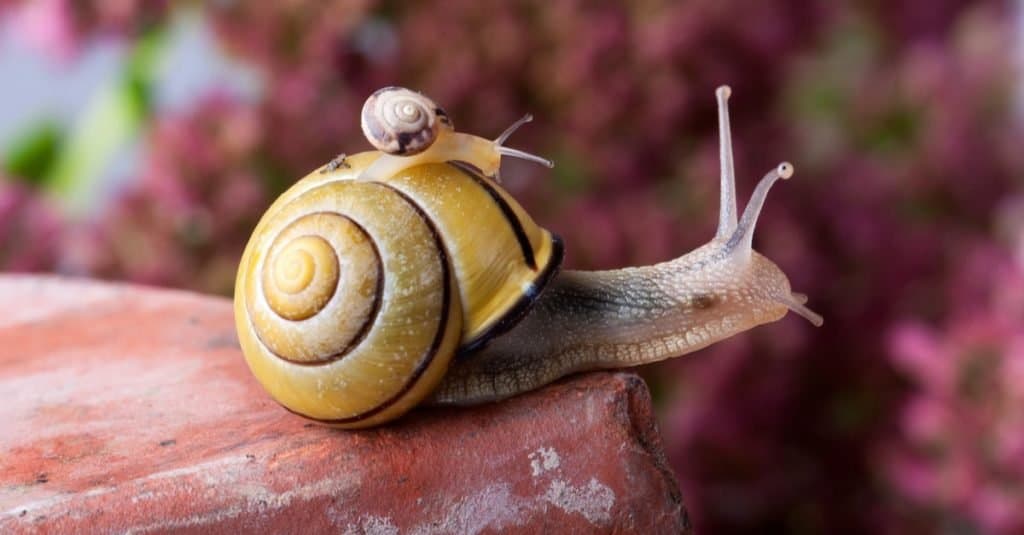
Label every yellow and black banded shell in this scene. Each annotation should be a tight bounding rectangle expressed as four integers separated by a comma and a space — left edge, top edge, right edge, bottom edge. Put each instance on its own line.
234, 152, 562, 427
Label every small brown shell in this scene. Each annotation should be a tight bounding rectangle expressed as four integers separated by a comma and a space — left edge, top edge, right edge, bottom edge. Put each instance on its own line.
360, 87, 452, 156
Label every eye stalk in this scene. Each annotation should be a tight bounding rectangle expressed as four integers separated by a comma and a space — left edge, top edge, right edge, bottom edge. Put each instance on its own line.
492, 114, 554, 172
724, 161, 794, 255
712, 85, 822, 327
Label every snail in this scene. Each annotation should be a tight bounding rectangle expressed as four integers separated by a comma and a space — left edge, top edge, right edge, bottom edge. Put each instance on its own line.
234, 85, 822, 429
357, 86, 552, 182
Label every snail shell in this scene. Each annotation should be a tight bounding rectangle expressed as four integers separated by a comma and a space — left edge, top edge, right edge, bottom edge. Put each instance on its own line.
360, 87, 453, 156
234, 152, 562, 427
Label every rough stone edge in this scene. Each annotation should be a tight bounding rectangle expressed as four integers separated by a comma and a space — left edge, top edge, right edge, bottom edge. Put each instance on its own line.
0, 275, 692, 532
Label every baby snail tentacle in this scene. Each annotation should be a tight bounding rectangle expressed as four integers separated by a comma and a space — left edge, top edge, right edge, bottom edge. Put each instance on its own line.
234, 85, 821, 428
356, 86, 552, 182
490, 114, 554, 182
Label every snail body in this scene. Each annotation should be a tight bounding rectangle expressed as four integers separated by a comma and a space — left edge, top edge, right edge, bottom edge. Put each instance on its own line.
235, 86, 821, 428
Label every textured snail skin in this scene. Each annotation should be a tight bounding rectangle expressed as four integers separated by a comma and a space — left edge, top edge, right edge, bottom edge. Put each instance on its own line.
235, 86, 821, 428
432, 245, 796, 404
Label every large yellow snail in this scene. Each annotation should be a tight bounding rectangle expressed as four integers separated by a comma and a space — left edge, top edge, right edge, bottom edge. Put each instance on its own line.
234, 86, 822, 428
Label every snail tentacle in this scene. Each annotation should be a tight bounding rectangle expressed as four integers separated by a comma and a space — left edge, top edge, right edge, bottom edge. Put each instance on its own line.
715, 85, 738, 240
492, 114, 553, 180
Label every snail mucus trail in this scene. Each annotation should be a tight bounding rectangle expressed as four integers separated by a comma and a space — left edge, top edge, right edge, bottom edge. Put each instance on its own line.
234, 85, 822, 428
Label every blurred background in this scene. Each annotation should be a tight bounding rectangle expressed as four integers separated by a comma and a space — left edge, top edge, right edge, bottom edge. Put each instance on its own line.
1, 1, 1022, 533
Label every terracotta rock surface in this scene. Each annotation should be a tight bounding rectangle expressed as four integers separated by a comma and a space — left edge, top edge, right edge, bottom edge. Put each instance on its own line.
0, 275, 689, 534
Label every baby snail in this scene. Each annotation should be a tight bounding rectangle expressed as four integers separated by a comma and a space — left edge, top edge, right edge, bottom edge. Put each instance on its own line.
357, 86, 553, 182
234, 85, 823, 429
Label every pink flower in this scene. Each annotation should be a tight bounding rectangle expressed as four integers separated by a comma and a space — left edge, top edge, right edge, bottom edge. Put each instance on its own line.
887, 323, 950, 390
8, 0, 78, 61
0, 180, 63, 272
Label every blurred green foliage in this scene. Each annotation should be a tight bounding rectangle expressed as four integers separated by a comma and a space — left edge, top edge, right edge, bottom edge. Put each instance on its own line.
3, 121, 62, 186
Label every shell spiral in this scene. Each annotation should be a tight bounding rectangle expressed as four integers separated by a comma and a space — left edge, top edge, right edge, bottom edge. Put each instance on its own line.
360, 87, 451, 156
235, 153, 560, 428
256, 213, 381, 360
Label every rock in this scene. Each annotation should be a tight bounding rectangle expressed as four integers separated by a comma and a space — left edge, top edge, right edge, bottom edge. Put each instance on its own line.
0, 275, 689, 534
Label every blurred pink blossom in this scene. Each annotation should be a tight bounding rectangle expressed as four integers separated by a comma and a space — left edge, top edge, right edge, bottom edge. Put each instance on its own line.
67, 94, 267, 294
0, 180, 63, 271
881, 254, 1024, 534
8, 0, 77, 61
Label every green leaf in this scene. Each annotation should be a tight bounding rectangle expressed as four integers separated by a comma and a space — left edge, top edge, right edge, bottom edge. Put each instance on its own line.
47, 26, 167, 212
3, 121, 64, 186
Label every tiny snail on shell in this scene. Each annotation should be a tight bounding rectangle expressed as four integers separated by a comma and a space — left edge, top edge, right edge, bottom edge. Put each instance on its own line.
360, 87, 451, 156
357, 86, 552, 183
234, 85, 822, 429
